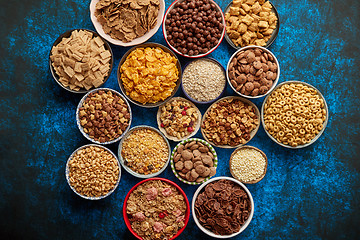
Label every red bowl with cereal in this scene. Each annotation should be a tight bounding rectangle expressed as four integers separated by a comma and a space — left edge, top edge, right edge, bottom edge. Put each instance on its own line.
201, 96, 260, 148
170, 138, 218, 185
117, 42, 182, 108
163, 0, 226, 58
123, 177, 190, 240
157, 97, 201, 142
226, 45, 280, 99
65, 144, 121, 200
49, 29, 113, 93
118, 126, 171, 178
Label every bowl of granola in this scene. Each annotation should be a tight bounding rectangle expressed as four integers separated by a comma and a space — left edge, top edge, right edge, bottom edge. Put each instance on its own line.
123, 178, 190, 239
117, 42, 182, 108
90, 0, 165, 46
118, 126, 171, 178
157, 97, 201, 142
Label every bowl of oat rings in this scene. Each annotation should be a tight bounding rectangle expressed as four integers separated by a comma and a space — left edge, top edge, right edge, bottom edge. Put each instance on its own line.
157, 97, 202, 142
65, 144, 121, 200
181, 58, 227, 104
90, 0, 165, 46
170, 138, 218, 185
261, 80, 329, 148
226, 45, 280, 99
76, 88, 132, 145
163, 0, 225, 58
49, 28, 113, 93
192, 176, 254, 238
123, 177, 190, 240
201, 96, 260, 148
117, 42, 182, 108
118, 125, 171, 178
224, 0, 280, 49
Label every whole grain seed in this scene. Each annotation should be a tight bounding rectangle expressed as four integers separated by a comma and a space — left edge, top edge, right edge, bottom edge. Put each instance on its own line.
182, 59, 226, 102
121, 128, 169, 175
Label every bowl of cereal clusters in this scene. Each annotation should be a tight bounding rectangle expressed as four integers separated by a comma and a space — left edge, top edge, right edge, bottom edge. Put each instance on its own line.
118, 126, 171, 178
224, 0, 279, 49
90, 0, 165, 46
227, 45, 280, 98
170, 138, 218, 185
229, 145, 267, 184
76, 88, 132, 144
123, 178, 190, 240
117, 43, 182, 108
261, 80, 329, 148
157, 97, 201, 141
201, 96, 260, 148
65, 144, 121, 200
181, 58, 227, 104
49, 29, 113, 93
192, 176, 254, 238
163, 0, 225, 58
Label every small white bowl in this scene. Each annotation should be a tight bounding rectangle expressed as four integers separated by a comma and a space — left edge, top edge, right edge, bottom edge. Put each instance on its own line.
118, 125, 171, 178
226, 45, 280, 99
89, 0, 165, 46
65, 144, 121, 200
192, 176, 254, 238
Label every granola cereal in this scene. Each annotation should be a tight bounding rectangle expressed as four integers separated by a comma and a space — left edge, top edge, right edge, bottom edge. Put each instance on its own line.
126, 180, 187, 240
158, 97, 200, 141
121, 127, 169, 175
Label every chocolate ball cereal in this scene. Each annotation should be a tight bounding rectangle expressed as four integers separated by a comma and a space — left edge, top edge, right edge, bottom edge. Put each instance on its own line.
78, 89, 131, 143
201, 97, 260, 147
263, 82, 327, 147
228, 47, 278, 97
164, 0, 224, 56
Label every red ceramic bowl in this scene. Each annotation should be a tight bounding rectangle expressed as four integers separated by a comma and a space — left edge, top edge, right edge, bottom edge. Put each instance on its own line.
162, 0, 225, 58
123, 177, 190, 240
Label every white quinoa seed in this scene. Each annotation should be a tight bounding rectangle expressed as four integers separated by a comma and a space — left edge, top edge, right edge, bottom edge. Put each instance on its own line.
230, 148, 266, 182
182, 59, 226, 102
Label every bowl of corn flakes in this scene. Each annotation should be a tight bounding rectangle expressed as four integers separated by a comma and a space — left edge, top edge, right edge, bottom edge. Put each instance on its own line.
117, 42, 182, 108
90, 0, 165, 46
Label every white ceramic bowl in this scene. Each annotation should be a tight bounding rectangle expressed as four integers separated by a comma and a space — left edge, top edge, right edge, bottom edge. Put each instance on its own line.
226, 45, 280, 99
118, 125, 171, 178
90, 0, 165, 46
65, 144, 121, 200
192, 176, 254, 238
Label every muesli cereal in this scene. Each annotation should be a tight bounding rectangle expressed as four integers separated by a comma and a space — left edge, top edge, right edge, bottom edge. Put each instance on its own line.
126, 180, 187, 240
121, 128, 169, 175
158, 98, 200, 140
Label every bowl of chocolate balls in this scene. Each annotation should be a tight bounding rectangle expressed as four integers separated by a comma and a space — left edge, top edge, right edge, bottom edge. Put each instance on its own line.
163, 0, 226, 58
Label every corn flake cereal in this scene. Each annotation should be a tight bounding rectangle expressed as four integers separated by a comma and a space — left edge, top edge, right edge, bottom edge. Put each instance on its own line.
120, 47, 179, 104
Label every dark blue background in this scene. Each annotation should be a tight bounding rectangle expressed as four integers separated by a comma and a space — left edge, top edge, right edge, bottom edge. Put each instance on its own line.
0, 0, 359, 239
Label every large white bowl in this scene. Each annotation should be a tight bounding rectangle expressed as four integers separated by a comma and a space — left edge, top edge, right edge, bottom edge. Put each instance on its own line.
90, 0, 165, 46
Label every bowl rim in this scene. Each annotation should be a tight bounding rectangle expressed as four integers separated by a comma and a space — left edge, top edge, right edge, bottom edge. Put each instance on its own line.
65, 143, 121, 200
117, 125, 171, 178
170, 138, 218, 185
89, 0, 165, 46
117, 42, 182, 108
191, 176, 254, 238
75, 87, 132, 145
162, 0, 226, 58
181, 57, 227, 104
49, 28, 114, 94
229, 145, 268, 184
223, 0, 280, 49
261, 80, 329, 149
226, 45, 280, 99
200, 96, 261, 148
122, 177, 190, 240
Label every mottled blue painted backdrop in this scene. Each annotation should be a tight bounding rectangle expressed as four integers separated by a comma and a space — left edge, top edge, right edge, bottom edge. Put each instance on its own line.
0, 0, 359, 239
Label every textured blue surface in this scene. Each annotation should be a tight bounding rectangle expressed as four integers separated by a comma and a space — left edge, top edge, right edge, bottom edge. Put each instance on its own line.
0, 0, 359, 239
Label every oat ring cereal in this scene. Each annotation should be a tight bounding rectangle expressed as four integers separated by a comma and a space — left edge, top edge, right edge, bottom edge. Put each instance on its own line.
262, 81, 327, 147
